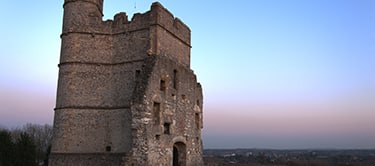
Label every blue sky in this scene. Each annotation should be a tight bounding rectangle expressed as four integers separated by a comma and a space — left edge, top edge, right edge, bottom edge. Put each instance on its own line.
0, 0, 374, 149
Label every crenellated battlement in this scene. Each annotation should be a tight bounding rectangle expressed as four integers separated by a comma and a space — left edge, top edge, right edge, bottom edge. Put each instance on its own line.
110, 2, 190, 46
61, 1, 191, 66
111, 11, 151, 34
148, 2, 191, 46
107, 2, 191, 66
62, 1, 190, 46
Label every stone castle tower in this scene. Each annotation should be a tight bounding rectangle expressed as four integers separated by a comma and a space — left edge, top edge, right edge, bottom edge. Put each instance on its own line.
49, 1, 203, 165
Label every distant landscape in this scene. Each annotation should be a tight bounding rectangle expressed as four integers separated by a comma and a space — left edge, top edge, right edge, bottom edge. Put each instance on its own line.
2, 123, 375, 165
203, 149, 375, 166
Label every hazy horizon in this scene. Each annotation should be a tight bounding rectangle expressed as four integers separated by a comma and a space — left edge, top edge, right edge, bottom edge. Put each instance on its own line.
1, 0, 374, 149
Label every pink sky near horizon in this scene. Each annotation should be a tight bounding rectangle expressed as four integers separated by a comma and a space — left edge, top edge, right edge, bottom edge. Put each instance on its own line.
203, 83, 375, 148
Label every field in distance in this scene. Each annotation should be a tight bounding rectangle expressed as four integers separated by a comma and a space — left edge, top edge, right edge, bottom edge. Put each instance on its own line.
203, 149, 375, 166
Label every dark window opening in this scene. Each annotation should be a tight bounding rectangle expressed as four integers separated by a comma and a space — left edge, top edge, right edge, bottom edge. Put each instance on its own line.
155, 134, 160, 140
135, 70, 141, 78
173, 70, 178, 89
164, 123, 171, 134
153, 102, 161, 125
160, 79, 166, 91
197, 100, 200, 106
195, 113, 200, 129
106, 146, 111, 152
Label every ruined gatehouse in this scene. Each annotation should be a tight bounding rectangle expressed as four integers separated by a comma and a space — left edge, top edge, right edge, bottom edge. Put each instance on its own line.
49, 1, 203, 165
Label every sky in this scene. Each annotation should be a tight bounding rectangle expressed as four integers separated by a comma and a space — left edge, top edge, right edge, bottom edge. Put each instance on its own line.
0, 0, 374, 149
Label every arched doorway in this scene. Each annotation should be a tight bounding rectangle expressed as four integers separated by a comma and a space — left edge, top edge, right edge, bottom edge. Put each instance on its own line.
173, 142, 186, 166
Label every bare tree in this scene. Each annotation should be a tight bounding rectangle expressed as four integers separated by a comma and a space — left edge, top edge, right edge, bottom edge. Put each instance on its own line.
10, 123, 53, 166
23, 123, 53, 165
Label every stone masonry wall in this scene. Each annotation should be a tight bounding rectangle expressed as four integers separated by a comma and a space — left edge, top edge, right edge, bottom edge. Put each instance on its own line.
127, 55, 203, 165
51, 1, 203, 165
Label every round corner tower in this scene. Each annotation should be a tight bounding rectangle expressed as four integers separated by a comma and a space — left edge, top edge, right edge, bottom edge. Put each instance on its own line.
49, 1, 203, 165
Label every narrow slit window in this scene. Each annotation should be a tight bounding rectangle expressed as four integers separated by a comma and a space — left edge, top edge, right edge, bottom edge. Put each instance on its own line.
153, 102, 161, 125
173, 70, 178, 89
195, 113, 200, 129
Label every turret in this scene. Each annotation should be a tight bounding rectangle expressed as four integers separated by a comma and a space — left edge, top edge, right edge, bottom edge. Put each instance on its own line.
59, 0, 112, 65
62, 0, 103, 33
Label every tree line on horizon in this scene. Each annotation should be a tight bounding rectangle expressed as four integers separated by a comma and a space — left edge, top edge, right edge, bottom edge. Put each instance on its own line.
0, 123, 52, 166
